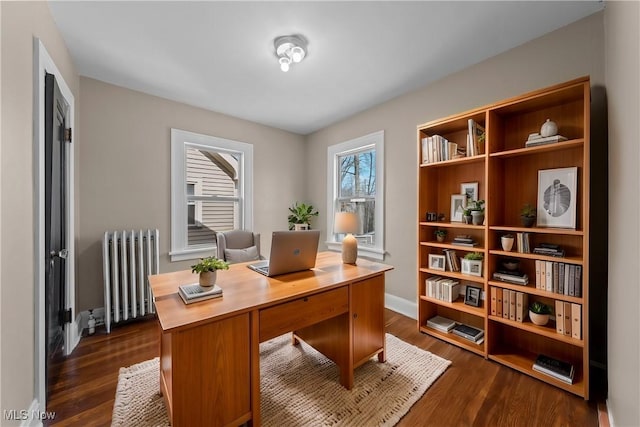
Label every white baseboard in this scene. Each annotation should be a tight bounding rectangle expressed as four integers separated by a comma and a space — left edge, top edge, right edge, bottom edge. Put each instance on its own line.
384, 293, 417, 319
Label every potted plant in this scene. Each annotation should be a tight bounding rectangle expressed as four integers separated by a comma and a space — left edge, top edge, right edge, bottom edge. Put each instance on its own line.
191, 256, 230, 287
468, 199, 485, 225
287, 202, 319, 230
529, 301, 552, 326
520, 203, 536, 227
501, 233, 515, 251
434, 229, 447, 242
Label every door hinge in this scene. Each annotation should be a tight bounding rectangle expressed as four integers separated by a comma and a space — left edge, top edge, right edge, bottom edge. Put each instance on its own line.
64, 128, 72, 143
63, 308, 72, 324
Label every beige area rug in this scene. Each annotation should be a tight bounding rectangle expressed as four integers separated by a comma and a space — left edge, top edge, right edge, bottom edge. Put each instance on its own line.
111, 333, 451, 426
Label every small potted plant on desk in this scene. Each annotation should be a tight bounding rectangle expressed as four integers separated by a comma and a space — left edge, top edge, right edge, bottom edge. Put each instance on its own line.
529, 301, 552, 326
434, 229, 448, 243
191, 256, 230, 288
468, 200, 485, 225
520, 203, 537, 228
288, 202, 319, 230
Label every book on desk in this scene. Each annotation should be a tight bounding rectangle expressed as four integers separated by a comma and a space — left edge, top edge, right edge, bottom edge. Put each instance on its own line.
178, 283, 223, 304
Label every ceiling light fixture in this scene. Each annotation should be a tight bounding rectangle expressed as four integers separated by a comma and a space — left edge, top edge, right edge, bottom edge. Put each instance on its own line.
274, 35, 307, 72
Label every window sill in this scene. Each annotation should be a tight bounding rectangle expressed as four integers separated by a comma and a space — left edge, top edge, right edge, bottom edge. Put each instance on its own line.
325, 242, 385, 261
170, 246, 216, 262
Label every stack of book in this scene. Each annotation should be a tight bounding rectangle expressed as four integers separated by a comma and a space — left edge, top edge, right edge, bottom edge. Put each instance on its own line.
532, 243, 566, 257
421, 134, 458, 163
532, 354, 575, 384
426, 315, 456, 333
451, 235, 478, 247
451, 323, 484, 344
525, 134, 568, 148
426, 276, 460, 303
178, 283, 223, 304
492, 269, 529, 285
442, 249, 460, 272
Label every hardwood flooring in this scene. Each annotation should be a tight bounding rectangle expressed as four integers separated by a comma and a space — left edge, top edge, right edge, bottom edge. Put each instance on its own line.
46, 310, 599, 426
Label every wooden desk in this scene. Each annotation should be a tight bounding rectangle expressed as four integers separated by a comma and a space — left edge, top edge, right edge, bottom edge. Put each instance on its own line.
149, 251, 393, 427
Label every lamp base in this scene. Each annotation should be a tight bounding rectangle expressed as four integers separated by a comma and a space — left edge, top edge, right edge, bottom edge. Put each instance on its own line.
342, 233, 358, 264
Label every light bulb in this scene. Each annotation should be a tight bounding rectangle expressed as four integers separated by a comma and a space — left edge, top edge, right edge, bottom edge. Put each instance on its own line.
279, 56, 290, 72
291, 46, 304, 63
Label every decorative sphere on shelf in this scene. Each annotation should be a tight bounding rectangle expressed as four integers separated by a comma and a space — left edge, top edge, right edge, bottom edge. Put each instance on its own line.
540, 119, 558, 137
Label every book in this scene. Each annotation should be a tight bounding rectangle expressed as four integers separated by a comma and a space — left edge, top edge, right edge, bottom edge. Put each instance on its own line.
574, 265, 582, 297
490, 287, 497, 316
555, 300, 564, 335
545, 261, 553, 292
509, 290, 516, 321
502, 289, 510, 319
496, 288, 503, 317
571, 303, 582, 340
525, 134, 568, 147
515, 292, 528, 323
427, 315, 456, 333
492, 272, 529, 285
178, 283, 223, 304
533, 354, 575, 384
452, 323, 484, 342
563, 302, 572, 337
539, 261, 546, 290
467, 119, 485, 156
535, 260, 541, 290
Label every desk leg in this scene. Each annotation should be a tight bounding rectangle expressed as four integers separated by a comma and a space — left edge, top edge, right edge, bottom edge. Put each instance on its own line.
250, 311, 260, 427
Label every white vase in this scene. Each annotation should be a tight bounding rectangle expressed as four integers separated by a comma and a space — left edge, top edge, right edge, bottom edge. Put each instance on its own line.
199, 270, 217, 288
293, 223, 309, 231
501, 236, 514, 251
540, 119, 558, 137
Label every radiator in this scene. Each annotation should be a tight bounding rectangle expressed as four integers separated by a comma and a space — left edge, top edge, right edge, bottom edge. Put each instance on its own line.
102, 229, 159, 333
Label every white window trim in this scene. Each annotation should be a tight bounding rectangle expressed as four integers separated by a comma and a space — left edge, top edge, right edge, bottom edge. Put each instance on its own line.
170, 129, 253, 262
326, 130, 385, 260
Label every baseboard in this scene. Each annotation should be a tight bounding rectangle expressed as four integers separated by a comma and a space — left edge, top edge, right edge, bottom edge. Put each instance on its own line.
384, 293, 416, 319
78, 307, 105, 330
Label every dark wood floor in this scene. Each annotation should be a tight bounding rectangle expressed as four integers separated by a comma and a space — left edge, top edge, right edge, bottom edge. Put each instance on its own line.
46, 309, 600, 426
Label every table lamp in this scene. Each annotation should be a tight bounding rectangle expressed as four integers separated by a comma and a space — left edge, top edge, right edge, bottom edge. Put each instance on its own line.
334, 212, 358, 264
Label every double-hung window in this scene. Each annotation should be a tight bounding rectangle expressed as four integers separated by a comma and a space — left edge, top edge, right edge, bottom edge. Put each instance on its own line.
170, 129, 253, 261
327, 130, 384, 260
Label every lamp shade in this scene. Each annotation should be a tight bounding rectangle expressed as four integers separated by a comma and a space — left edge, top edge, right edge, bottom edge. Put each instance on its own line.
334, 212, 358, 234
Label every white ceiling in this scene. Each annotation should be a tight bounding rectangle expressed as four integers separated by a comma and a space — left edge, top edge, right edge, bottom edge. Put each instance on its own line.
48, 1, 604, 135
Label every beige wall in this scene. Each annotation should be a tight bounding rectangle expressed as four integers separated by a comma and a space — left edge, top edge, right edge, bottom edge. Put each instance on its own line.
306, 13, 604, 305
77, 78, 306, 312
0, 0, 80, 419
605, 2, 640, 426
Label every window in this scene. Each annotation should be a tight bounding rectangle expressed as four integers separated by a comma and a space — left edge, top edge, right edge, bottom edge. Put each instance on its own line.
171, 129, 253, 261
327, 131, 384, 260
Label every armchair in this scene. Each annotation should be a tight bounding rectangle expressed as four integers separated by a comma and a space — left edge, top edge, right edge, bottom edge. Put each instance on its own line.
216, 230, 262, 264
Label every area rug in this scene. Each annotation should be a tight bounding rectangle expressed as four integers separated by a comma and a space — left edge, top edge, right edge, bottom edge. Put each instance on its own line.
111, 333, 451, 426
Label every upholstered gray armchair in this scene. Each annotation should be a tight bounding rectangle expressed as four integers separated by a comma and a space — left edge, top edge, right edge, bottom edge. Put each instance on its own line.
216, 230, 262, 263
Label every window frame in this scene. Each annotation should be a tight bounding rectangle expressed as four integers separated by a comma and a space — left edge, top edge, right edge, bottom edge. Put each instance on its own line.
170, 129, 253, 262
326, 130, 385, 260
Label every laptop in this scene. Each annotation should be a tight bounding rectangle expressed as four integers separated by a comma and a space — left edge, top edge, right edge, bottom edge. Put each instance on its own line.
248, 230, 320, 277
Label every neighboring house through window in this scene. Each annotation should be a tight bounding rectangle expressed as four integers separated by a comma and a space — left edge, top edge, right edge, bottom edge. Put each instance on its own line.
327, 130, 384, 260
171, 129, 253, 261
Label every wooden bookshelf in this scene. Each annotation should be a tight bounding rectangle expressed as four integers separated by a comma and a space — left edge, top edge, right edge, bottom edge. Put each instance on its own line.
417, 77, 590, 398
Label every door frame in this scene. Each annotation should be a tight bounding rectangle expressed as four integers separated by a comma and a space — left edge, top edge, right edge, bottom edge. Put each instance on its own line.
33, 38, 78, 411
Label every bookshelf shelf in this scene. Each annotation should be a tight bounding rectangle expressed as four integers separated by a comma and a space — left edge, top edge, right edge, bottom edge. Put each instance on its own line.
417, 77, 591, 399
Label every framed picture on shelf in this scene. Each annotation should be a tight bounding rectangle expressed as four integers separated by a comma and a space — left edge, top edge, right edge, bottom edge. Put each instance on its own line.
537, 167, 578, 229
428, 254, 446, 271
450, 194, 466, 222
461, 259, 483, 277
461, 182, 478, 201
464, 285, 482, 307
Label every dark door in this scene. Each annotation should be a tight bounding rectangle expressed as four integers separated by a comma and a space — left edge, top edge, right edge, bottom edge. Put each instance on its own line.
44, 72, 69, 398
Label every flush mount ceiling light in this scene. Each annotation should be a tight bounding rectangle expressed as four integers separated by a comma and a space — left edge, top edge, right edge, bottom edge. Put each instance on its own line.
274, 35, 307, 72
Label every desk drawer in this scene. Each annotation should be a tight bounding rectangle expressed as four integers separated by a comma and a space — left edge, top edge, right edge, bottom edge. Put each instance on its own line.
259, 287, 348, 342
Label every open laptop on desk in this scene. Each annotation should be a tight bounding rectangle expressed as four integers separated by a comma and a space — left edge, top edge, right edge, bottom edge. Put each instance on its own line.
248, 230, 320, 277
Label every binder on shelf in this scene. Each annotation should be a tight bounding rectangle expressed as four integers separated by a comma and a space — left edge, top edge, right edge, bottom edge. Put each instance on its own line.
535, 260, 541, 290
496, 288, 503, 317
539, 261, 546, 290
555, 300, 564, 335
509, 290, 516, 321
502, 289, 510, 319
563, 302, 572, 337
575, 265, 582, 297
515, 292, 528, 323
545, 261, 553, 292
490, 287, 497, 316
571, 303, 582, 340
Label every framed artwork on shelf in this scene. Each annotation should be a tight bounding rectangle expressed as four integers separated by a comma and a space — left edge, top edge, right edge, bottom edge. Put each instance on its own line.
428, 254, 446, 271
461, 182, 478, 201
450, 194, 466, 222
464, 285, 482, 307
461, 259, 482, 277
537, 167, 578, 229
